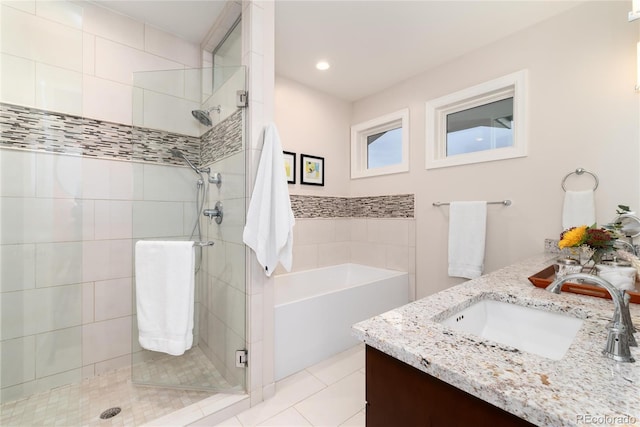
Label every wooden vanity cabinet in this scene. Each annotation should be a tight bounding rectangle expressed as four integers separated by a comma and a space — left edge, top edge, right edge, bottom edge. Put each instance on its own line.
365, 345, 536, 427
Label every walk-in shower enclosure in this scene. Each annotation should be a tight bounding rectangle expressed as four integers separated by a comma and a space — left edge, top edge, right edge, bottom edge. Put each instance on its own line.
0, 65, 247, 407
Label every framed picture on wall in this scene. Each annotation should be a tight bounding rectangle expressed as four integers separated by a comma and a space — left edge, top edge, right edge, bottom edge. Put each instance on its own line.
283, 151, 296, 184
300, 154, 324, 186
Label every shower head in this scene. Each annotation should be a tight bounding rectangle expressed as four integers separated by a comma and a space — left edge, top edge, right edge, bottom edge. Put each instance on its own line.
170, 148, 209, 176
191, 105, 221, 127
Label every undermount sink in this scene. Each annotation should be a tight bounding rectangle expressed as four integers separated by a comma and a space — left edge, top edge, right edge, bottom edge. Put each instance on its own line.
440, 299, 584, 360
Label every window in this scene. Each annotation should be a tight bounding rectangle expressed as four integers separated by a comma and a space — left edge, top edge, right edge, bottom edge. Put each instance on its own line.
351, 109, 409, 179
425, 70, 527, 169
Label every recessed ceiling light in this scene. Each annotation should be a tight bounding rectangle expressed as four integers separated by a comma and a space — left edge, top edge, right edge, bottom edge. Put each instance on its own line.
316, 61, 330, 71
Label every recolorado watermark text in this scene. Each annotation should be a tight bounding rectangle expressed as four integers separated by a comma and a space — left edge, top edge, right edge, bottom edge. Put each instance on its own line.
576, 414, 637, 425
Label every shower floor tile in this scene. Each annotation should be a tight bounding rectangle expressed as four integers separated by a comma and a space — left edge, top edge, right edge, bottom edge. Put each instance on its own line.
0, 346, 234, 426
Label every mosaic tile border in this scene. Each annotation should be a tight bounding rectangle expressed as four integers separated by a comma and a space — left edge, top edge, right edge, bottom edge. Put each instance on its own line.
0, 102, 242, 167
201, 109, 243, 166
290, 194, 414, 219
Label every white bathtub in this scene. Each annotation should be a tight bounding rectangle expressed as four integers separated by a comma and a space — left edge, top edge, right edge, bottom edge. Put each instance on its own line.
274, 263, 409, 381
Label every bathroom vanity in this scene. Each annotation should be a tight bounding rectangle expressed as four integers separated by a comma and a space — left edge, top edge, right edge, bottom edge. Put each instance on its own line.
353, 254, 640, 427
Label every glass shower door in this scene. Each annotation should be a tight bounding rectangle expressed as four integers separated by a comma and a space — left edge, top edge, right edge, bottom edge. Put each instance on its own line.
130, 65, 247, 393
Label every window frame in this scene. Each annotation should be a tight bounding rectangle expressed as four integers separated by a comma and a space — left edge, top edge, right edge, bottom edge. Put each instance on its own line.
351, 108, 409, 179
425, 70, 527, 170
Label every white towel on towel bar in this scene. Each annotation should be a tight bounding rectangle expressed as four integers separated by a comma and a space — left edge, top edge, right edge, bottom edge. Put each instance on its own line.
448, 201, 487, 279
562, 190, 596, 229
243, 123, 295, 276
135, 240, 195, 356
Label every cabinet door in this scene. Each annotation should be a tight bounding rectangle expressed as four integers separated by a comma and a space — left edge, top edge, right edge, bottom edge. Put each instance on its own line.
365, 346, 535, 427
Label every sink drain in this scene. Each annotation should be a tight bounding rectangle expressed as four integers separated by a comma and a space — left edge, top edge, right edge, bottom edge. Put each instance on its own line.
99, 407, 121, 420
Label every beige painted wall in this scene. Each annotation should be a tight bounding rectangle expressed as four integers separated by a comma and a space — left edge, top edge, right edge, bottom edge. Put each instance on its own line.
350, 1, 640, 298
275, 2, 640, 299
275, 76, 352, 196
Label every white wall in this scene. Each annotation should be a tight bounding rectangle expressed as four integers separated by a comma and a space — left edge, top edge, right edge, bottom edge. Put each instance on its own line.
350, 1, 639, 298
275, 76, 351, 196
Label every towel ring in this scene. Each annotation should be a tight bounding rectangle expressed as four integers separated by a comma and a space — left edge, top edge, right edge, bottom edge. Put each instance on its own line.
561, 168, 599, 192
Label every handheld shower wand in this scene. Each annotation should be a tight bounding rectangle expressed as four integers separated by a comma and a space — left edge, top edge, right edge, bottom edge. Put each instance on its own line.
170, 148, 222, 186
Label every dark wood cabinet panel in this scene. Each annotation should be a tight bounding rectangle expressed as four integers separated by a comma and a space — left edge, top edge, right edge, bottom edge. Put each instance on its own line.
365, 345, 537, 427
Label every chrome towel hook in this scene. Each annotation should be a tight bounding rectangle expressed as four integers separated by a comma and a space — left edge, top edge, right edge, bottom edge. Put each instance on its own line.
561, 168, 599, 191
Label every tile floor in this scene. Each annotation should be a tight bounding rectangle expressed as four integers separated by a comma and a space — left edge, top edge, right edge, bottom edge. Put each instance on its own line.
0, 346, 225, 426
214, 344, 366, 427
1, 344, 365, 426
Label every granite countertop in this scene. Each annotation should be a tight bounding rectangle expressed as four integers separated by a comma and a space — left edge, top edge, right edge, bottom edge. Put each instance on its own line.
352, 254, 640, 427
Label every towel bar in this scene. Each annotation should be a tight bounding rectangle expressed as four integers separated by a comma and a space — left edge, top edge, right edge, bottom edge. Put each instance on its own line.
433, 200, 512, 207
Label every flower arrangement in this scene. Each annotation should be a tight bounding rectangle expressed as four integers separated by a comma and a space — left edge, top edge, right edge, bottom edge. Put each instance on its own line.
558, 224, 618, 269
558, 205, 640, 275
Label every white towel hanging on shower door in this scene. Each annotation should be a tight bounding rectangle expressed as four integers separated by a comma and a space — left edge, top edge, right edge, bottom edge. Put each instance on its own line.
135, 240, 195, 356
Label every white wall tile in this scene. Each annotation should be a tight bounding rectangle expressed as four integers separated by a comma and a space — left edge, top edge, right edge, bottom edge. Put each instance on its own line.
94, 200, 132, 240
35, 62, 82, 115
142, 164, 196, 202
0, 53, 36, 106
290, 244, 318, 272
82, 33, 95, 75
223, 242, 246, 291
144, 25, 200, 68
349, 219, 367, 242
82, 3, 144, 50
35, 242, 83, 287
132, 66, 185, 99
385, 244, 409, 272
82, 75, 132, 125
35, 326, 82, 377
132, 86, 144, 126
219, 197, 246, 228
334, 219, 351, 242
80, 157, 135, 200
1, 5, 82, 72
82, 239, 132, 282
82, 316, 131, 365
349, 241, 386, 268
206, 238, 226, 280
82, 282, 94, 323
94, 37, 182, 85
0, 244, 36, 292
367, 219, 409, 246
186, 67, 204, 102
0, 284, 82, 339
1, 198, 92, 244
0, 148, 37, 197
209, 152, 245, 197
0, 336, 35, 387
141, 89, 202, 137
3, 0, 35, 14
35, 0, 83, 29
132, 201, 184, 238
94, 278, 132, 321
318, 242, 350, 267
36, 152, 83, 199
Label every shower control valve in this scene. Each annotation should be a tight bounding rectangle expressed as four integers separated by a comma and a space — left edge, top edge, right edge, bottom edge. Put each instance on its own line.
203, 201, 223, 225
208, 172, 222, 187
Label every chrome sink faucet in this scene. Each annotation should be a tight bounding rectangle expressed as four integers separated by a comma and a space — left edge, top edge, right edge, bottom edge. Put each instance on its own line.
546, 273, 636, 363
